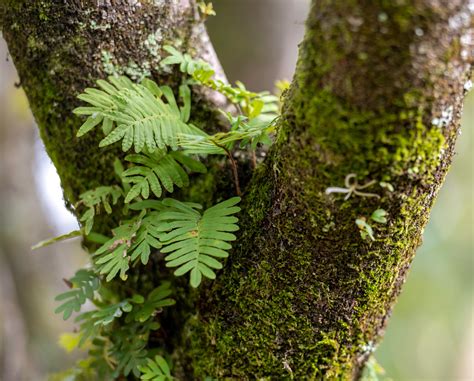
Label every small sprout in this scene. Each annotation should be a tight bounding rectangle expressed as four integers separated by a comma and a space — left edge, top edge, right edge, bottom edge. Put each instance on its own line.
379, 181, 394, 192
371, 209, 388, 224
326, 173, 381, 200
322, 221, 335, 233
356, 218, 375, 241
198, 2, 216, 17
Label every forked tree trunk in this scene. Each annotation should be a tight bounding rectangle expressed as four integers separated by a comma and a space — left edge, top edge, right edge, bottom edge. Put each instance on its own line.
1, 0, 472, 379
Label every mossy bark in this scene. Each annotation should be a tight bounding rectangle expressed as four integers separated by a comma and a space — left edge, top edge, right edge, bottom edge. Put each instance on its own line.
1, 1, 473, 380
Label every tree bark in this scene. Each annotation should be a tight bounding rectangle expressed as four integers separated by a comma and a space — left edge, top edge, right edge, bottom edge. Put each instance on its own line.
1, 1, 473, 380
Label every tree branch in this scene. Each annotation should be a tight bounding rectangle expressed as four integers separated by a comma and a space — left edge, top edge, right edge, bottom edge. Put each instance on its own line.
184, 1, 473, 379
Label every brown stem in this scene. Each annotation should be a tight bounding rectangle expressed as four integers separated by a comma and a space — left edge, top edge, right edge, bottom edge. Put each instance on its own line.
250, 149, 257, 169
226, 149, 241, 196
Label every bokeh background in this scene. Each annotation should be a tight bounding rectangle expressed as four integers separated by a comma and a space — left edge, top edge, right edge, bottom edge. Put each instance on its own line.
0, 1, 472, 380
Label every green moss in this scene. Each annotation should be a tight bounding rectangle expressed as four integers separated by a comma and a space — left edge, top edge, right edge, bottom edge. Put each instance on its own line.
178, 2, 455, 379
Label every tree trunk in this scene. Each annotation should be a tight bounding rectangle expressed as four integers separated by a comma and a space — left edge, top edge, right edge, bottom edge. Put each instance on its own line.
1, 1, 472, 380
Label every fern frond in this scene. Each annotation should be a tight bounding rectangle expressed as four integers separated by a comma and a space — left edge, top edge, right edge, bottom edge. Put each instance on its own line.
128, 212, 163, 265
178, 113, 277, 155
75, 299, 134, 346
162, 45, 280, 121
112, 339, 148, 378
161, 46, 212, 76
93, 217, 142, 281
155, 197, 241, 287
54, 269, 100, 320
78, 186, 124, 234
121, 150, 206, 203
139, 355, 174, 381
74, 76, 202, 152
32, 229, 82, 250
126, 282, 175, 323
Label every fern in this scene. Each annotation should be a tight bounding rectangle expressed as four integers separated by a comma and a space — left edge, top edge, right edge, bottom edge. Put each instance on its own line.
122, 150, 206, 203
76, 299, 135, 346
93, 211, 167, 280
161, 46, 212, 77
112, 339, 148, 378
55, 269, 100, 320
78, 186, 123, 234
155, 197, 241, 287
127, 212, 163, 265
93, 217, 142, 281
74, 76, 202, 152
53, 40, 283, 379
178, 113, 277, 155
126, 282, 175, 323
162, 45, 279, 121
139, 355, 174, 381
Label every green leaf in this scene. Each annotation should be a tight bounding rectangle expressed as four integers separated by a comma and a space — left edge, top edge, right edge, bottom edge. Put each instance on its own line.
76, 300, 134, 346
129, 212, 164, 265
32, 229, 82, 250
78, 186, 123, 234
75, 76, 203, 152
355, 218, 375, 241
121, 150, 205, 203
54, 269, 100, 320
139, 355, 174, 381
93, 218, 142, 281
156, 197, 241, 287
371, 209, 388, 224
127, 282, 175, 323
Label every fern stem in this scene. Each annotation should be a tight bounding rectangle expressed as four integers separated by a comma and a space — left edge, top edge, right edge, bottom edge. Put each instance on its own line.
250, 149, 257, 169
227, 152, 242, 196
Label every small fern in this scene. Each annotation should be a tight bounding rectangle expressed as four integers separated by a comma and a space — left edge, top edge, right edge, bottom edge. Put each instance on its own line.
55, 269, 100, 320
52, 39, 282, 380
93, 217, 142, 281
139, 355, 174, 381
122, 150, 206, 203
126, 282, 175, 323
76, 298, 135, 346
78, 185, 124, 234
156, 197, 241, 287
74, 77, 202, 152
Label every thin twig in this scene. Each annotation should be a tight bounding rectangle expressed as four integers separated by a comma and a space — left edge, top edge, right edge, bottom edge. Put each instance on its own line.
216, 143, 241, 196
250, 149, 257, 169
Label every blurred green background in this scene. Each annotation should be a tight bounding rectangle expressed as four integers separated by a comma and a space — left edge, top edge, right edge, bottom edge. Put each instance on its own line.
0, 1, 472, 380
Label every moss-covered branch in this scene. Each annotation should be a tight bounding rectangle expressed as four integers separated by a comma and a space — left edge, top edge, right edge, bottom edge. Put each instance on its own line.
182, 1, 473, 379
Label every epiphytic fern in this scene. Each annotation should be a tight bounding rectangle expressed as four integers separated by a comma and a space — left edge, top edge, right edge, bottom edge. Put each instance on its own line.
74, 76, 202, 152
139, 355, 174, 381
121, 150, 206, 203
156, 197, 241, 287
93, 216, 142, 281
55, 269, 100, 320
78, 185, 124, 234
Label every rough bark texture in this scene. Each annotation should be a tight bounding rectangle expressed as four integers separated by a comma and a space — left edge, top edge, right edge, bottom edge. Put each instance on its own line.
1, 0, 473, 380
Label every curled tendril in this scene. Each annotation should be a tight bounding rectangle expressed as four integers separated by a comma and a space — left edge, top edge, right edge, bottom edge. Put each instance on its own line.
325, 173, 381, 200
